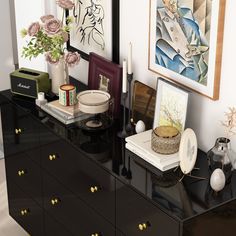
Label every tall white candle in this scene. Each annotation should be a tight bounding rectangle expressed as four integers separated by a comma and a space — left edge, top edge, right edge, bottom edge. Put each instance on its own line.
128, 42, 132, 74
122, 59, 127, 93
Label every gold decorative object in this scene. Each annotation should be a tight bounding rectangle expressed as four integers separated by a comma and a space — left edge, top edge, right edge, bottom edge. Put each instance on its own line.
51, 198, 59, 205
49, 154, 57, 161
138, 223, 147, 231
20, 209, 29, 216
15, 128, 22, 134
18, 170, 25, 176
91, 233, 100, 236
90, 186, 98, 193
151, 126, 181, 154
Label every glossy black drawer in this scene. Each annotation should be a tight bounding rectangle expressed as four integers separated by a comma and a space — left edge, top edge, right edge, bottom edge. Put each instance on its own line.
44, 214, 74, 236
5, 153, 42, 205
116, 180, 179, 236
1, 102, 40, 157
43, 172, 116, 236
7, 180, 44, 236
41, 139, 115, 224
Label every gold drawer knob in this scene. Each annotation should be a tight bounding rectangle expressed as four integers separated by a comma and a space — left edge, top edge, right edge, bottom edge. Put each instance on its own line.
18, 170, 25, 176
49, 154, 57, 161
91, 233, 101, 236
138, 222, 150, 231
20, 209, 29, 216
90, 186, 98, 193
51, 198, 60, 206
15, 128, 22, 134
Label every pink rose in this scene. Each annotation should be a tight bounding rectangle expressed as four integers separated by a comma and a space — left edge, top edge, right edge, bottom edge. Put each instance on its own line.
28, 22, 40, 36
64, 52, 80, 67
44, 18, 62, 35
45, 52, 60, 65
40, 15, 54, 23
57, 0, 74, 10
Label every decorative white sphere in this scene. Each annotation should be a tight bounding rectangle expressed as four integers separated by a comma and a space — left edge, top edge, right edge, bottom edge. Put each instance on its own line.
135, 120, 146, 134
210, 168, 226, 192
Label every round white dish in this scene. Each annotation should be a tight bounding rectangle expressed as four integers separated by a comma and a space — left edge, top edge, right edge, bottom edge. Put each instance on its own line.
77, 90, 111, 114
179, 128, 198, 174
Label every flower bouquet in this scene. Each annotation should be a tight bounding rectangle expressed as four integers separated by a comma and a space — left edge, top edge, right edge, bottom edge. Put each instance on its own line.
21, 0, 80, 94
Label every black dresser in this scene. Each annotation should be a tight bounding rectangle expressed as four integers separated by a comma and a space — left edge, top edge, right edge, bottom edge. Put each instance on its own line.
1, 88, 236, 236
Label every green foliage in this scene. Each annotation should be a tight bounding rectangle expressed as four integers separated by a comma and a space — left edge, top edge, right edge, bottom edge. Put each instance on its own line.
21, 17, 72, 61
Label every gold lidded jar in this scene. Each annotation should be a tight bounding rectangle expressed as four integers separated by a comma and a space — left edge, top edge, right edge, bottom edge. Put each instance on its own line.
151, 126, 181, 154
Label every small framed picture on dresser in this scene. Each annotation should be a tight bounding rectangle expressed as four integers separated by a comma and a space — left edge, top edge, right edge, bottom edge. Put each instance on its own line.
153, 78, 189, 132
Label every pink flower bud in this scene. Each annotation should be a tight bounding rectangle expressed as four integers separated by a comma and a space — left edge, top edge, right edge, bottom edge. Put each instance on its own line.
40, 15, 54, 23
57, 0, 74, 10
28, 22, 40, 37
64, 52, 80, 67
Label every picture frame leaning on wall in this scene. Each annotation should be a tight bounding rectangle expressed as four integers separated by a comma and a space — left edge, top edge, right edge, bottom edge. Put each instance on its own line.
153, 78, 189, 133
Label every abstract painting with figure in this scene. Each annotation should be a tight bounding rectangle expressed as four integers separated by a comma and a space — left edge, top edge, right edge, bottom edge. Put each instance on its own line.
149, 0, 226, 100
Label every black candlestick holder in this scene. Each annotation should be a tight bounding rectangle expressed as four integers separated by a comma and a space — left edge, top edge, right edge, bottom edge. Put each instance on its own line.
126, 73, 134, 133
117, 92, 128, 138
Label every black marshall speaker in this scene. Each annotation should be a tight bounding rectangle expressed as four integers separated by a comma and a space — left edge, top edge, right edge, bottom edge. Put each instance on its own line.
10, 67, 50, 98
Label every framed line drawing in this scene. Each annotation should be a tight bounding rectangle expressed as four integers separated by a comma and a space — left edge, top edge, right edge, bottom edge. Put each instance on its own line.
149, 0, 226, 100
66, 0, 120, 63
153, 78, 189, 132
88, 53, 122, 118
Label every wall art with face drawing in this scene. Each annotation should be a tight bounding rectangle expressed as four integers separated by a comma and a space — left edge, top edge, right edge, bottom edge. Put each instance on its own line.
66, 0, 119, 63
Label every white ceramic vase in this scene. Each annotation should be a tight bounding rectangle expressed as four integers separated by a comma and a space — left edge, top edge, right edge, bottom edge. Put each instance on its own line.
50, 58, 69, 95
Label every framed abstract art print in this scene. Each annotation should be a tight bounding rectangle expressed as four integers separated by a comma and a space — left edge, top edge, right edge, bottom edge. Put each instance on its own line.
66, 0, 119, 63
149, 0, 226, 100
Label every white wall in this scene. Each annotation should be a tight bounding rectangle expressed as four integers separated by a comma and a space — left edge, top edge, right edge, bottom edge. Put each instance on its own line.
0, 0, 14, 91
18, 0, 236, 153
120, 0, 236, 152
0, 0, 15, 156
14, 0, 46, 71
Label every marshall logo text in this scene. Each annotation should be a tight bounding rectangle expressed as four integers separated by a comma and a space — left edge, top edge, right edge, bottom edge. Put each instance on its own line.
17, 83, 31, 90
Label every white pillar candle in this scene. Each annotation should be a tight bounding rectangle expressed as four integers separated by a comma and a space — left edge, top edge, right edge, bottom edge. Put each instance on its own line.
128, 42, 132, 74
122, 59, 127, 93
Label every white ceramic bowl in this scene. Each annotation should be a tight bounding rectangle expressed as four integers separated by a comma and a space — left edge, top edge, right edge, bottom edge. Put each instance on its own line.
77, 90, 111, 114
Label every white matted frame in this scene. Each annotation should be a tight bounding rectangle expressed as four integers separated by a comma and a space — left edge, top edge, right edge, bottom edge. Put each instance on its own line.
66, 0, 120, 63
153, 78, 189, 132
149, 0, 226, 100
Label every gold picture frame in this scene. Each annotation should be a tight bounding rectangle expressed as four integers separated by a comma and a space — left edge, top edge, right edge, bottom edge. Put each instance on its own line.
148, 0, 226, 100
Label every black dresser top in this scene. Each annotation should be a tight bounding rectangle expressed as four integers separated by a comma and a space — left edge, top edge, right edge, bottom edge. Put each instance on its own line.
1, 84, 236, 223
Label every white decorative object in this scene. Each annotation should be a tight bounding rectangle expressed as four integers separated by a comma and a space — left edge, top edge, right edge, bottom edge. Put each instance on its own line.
38, 92, 45, 101
35, 92, 47, 107
122, 59, 127, 93
125, 129, 179, 171
179, 128, 198, 174
50, 59, 69, 95
77, 90, 110, 114
210, 168, 226, 192
135, 120, 146, 134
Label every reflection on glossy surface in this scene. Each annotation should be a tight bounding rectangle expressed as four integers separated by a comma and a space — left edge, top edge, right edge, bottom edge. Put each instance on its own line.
132, 81, 156, 130
2, 88, 236, 235
125, 147, 236, 221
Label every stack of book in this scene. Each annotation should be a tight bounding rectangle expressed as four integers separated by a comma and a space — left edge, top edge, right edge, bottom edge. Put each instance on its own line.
125, 129, 179, 171
41, 100, 91, 125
